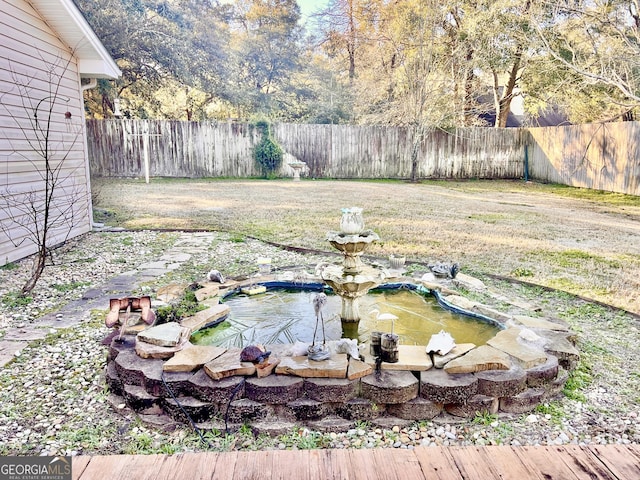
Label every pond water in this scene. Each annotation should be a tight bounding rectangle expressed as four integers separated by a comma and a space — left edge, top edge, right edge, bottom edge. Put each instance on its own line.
191, 286, 501, 348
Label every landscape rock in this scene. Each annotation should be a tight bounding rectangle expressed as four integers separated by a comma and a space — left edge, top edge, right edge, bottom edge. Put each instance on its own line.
446, 394, 499, 418
304, 378, 359, 403
487, 327, 547, 368
180, 304, 230, 335
475, 366, 527, 397
444, 345, 511, 374
420, 369, 478, 404
137, 322, 184, 347
512, 315, 569, 332
433, 343, 476, 369
275, 354, 348, 378
203, 348, 256, 380
135, 335, 190, 359
163, 345, 226, 372
245, 376, 304, 404
361, 370, 419, 404
500, 388, 545, 414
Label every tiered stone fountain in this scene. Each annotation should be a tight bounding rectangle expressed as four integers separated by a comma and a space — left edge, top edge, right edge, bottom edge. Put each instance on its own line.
321, 207, 385, 337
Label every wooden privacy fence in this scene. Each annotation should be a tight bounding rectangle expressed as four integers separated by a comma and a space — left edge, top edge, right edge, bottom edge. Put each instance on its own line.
87, 119, 640, 195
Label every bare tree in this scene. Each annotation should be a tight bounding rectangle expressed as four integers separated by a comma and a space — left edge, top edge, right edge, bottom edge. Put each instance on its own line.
354, 0, 454, 181
0, 54, 89, 294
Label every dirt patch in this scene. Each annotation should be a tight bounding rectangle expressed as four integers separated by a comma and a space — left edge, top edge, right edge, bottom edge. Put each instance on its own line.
93, 178, 640, 314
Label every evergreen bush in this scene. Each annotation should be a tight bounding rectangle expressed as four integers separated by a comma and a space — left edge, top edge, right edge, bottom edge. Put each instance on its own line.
253, 120, 283, 179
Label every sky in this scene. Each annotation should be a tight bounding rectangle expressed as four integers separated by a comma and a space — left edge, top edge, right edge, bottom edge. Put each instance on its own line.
297, 0, 328, 20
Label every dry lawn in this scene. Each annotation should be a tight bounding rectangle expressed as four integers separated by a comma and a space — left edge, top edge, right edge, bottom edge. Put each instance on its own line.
93, 178, 640, 314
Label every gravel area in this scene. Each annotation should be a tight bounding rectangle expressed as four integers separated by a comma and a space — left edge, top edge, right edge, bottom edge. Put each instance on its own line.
0, 230, 638, 456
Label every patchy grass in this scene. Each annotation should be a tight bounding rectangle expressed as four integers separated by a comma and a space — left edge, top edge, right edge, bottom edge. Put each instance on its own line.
91, 178, 640, 314
534, 402, 566, 426
1, 291, 33, 307
51, 281, 92, 293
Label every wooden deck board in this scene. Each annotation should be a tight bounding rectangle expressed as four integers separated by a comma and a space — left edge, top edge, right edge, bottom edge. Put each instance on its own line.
72, 444, 640, 480
480, 445, 547, 480
372, 448, 424, 479
587, 444, 640, 480
411, 446, 461, 479
451, 447, 513, 479
272, 449, 311, 480
558, 445, 623, 480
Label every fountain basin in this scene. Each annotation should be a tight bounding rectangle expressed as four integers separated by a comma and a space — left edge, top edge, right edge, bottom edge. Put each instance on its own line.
191, 281, 502, 348
105, 272, 579, 434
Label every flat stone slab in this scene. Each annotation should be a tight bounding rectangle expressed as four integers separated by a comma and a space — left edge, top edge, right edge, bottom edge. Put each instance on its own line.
444, 345, 511, 374
159, 252, 191, 262
135, 335, 190, 359
137, 322, 183, 347
433, 343, 476, 369
275, 354, 348, 378
419, 273, 458, 295
0, 340, 28, 368
487, 327, 547, 368
512, 315, 569, 331
163, 345, 227, 372
3, 327, 49, 341
471, 304, 512, 323
194, 285, 219, 302
536, 330, 580, 367
138, 260, 180, 270
256, 358, 280, 378
181, 304, 230, 335
156, 284, 188, 303
362, 345, 433, 371
203, 348, 256, 380
443, 295, 477, 311
452, 272, 486, 291
347, 357, 373, 380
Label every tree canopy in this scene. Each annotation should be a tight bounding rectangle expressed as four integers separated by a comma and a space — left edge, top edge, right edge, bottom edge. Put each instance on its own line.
76, 0, 640, 126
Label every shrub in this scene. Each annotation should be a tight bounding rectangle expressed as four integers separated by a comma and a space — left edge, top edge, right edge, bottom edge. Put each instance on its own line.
253, 121, 283, 179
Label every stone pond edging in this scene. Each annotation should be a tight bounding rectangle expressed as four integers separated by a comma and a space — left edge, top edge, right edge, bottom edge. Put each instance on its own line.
104, 270, 580, 435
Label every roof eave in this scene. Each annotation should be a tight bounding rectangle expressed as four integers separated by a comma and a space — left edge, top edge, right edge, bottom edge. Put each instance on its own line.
30, 0, 121, 79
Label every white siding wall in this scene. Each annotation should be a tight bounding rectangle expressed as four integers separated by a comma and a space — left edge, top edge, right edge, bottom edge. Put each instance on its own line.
0, 0, 91, 266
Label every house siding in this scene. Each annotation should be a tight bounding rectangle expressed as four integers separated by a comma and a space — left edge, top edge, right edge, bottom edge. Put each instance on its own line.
0, 0, 92, 266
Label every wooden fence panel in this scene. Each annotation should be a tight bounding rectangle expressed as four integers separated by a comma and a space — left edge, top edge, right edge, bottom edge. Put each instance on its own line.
528, 123, 640, 196
87, 119, 640, 195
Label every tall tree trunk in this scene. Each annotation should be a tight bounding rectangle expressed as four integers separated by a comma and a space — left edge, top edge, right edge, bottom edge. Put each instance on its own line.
495, 48, 523, 128
347, 0, 356, 83
410, 124, 425, 182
